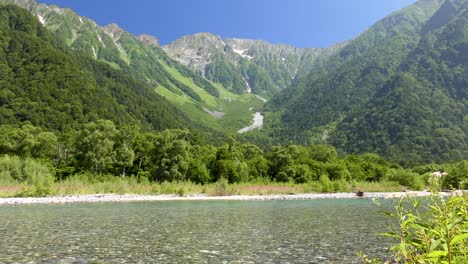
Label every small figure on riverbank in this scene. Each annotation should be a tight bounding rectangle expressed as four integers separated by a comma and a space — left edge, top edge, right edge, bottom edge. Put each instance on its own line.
356, 190, 364, 197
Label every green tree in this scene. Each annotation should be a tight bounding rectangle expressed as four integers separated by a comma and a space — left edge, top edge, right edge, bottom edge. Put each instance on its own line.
114, 126, 136, 177
152, 129, 192, 182
77, 120, 117, 174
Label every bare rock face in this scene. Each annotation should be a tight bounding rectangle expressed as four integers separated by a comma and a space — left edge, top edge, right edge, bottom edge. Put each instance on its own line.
163, 33, 346, 90
162, 32, 229, 75
103, 23, 125, 41
137, 34, 159, 47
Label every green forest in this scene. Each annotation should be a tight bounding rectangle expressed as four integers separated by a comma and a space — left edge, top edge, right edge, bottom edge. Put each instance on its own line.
1, 121, 467, 196
266, 0, 467, 164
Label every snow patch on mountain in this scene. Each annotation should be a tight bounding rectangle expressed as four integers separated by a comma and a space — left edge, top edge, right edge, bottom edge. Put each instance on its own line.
233, 48, 253, 60
233, 48, 247, 55
242, 54, 253, 60
37, 14, 45, 25
116, 43, 126, 56
98, 35, 106, 47
243, 78, 251, 93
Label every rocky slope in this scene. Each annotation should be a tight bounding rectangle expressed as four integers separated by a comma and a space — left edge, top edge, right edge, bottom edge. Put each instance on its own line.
163, 33, 345, 97
0, 0, 221, 101
0, 0, 268, 134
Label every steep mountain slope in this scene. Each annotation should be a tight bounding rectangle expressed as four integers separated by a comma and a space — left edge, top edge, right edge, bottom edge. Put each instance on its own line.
0, 0, 265, 133
267, 0, 467, 163
0, 0, 219, 99
0, 4, 191, 131
224, 38, 346, 89
331, 0, 468, 164
163, 33, 344, 97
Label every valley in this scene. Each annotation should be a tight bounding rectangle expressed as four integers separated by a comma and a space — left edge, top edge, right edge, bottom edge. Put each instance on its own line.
0, 0, 466, 262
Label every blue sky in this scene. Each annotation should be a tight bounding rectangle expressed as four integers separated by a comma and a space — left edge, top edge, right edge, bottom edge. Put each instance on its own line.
38, 0, 417, 48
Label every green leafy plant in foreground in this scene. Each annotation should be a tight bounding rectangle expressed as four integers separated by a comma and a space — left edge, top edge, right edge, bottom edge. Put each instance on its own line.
363, 173, 467, 263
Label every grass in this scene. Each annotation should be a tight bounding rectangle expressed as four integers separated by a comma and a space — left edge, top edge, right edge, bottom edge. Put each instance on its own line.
154, 61, 266, 134
0, 175, 412, 198
159, 60, 217, 107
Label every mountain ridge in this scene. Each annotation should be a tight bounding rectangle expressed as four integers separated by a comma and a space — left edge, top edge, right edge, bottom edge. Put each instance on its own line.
0, 0, 466, 164
162, 32, 346, 97
265, 0, 467, 164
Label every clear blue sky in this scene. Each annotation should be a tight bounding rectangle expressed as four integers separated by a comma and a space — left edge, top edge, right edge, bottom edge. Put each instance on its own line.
38, 0, 417, 48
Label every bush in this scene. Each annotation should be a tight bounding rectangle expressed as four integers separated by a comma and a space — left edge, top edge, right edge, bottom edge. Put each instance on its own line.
211, 177, 231, 196
332, 179, 349, 192
17, 184, 53, 197
364, 182, 468, 263
0, 155, 23, 182
0, 155, 54, 197
386, 168, 424, 190
160, 181, 177, 194
319, 174, 333, 192
18, 158, 54, 197
23, 158, 54, 188
445, 161, 468, 190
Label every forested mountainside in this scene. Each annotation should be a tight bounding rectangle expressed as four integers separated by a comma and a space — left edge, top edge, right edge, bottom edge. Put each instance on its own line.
0, 0, 466, 167
0, 0, 220, 101
0, 0, 263, 133
264, 0, 467, 164
163, 33, 344, 97
0, 4, 194, 131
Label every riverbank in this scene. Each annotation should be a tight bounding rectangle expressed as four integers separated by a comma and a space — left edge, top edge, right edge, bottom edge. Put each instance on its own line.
1, 191, 463, 205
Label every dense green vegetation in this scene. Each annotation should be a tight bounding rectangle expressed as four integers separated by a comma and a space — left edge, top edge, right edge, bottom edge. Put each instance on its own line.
1, 122, 467, 197
266, 0, 467, 164
362, 177, 467, 263
204, 51, 280, 97
0, 2, 466, 200
1, 0, 256, 135
0, 5, 194, 131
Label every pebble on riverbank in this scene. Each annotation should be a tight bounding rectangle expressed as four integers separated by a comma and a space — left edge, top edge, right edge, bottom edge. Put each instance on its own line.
0, 191, 461, 206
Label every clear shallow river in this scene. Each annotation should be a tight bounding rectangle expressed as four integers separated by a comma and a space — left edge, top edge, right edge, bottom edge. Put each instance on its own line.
0, 199, 394, 263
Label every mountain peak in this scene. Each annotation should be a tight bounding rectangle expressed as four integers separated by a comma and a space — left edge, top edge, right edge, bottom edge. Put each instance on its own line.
103, 23, 124, 40
137, 34, 159, 47
174, 32, 226, 47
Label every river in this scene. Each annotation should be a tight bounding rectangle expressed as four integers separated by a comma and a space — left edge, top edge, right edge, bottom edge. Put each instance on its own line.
0, 199, 394, 263
238, 108, 264, 133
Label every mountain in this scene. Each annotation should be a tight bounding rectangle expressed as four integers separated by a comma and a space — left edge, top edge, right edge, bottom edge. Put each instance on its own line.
0, 0, 268, 134
0, 4, 193, 132
163, 33, 344, 97
267, 0, 467, 164
0, 0, 219, 99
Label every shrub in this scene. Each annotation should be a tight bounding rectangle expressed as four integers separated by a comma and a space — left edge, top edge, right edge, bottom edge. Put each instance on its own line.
23, 158, 54, 188
0, 155, 54, 197
332, 179, 349, 192
319, 174, 333, 192
364, 181, 468, 263
18, 158, 54, 197
445, 161, 468, 189
0, 155, 23, 182
160, 181, 177, 194
211, 177, 231, 196
387, 168, 424, 190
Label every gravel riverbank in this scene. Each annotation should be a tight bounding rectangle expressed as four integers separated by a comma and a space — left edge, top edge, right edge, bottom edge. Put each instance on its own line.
0, 191, 462, 205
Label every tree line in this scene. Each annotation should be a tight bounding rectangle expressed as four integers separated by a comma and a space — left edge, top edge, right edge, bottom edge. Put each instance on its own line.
1, 121, 466, 190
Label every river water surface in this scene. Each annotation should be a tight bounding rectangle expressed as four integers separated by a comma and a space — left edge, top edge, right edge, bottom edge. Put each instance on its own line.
0, 199, 394, 263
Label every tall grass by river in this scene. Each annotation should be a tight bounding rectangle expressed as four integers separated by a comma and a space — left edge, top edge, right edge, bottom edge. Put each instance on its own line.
0, 173, 405, 198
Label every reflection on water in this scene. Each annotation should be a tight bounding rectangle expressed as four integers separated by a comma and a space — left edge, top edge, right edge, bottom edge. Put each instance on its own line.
0, 199, 393, 263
